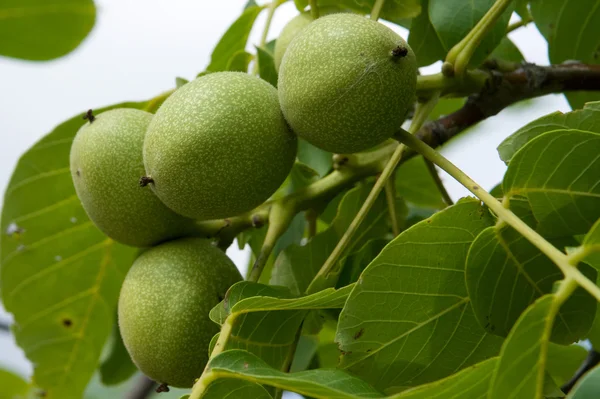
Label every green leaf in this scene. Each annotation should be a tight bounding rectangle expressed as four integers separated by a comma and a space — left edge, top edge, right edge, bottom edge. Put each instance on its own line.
297, 139, 333, 178
256, 46, 278, 87
294, 0, 421, 23
271, 184, 390, 295
387, 358, 497, 398
582, 218, 600, 253
202, 378, 272, 399
99, 320, 137, 386
205, 5, 263, 72
567, 365, 600, 398
427, 97, 466, 121
225, 50, 253, 72
336, 238, 389, 288
0, 0, 96, 61
410, 0, 513, 67
290, 335, 319, 372
490, 37, 524, 63
231, 283, 353, 314
209, 282, 351, 372
0, 368, 30, 398
336, 198, 502, 393
206, 349, 384, 399
489, 294, 563, 399
0, 102, 146, 398
395, 156, 447, 209
546, 343, 588, 386
210, 281, 353, 325
503, 129, 600, 237
530, 0, 600, 109
497, 102, 600, 163
466, 203, 596, 343
407, 0, 446, 67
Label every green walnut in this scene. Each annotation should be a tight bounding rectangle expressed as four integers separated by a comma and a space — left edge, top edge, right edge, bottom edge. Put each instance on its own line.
70, 108, 196, 247
143, 72, 297, 220
278, 13, 418, 154
274, 7, 343, 71
118, 237, 242, 388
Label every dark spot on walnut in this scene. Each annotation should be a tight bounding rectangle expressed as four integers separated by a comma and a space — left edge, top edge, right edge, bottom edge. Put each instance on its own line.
139, 176, 154, 187
391, 45, 408, 58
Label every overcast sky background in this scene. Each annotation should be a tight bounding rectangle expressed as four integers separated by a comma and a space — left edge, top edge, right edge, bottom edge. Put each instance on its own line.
0, 0, 570, 395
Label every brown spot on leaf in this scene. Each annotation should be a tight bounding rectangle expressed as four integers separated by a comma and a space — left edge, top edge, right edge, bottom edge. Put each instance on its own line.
353, 328, 364, 340
62, 318, 73, 328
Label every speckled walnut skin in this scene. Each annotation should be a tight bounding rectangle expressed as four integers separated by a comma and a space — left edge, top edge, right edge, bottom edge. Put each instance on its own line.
118, 237, 242, 388
278, 13, 417, 154
143, 72, 297, 220
70, 108, 196, 247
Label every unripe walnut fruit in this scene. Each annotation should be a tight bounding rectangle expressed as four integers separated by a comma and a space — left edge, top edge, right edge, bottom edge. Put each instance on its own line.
278, 13, 418, 154
274, 7, 343, 71
69, 108, 196, 247
118, 237, 242, 388
143, 72, 297, 220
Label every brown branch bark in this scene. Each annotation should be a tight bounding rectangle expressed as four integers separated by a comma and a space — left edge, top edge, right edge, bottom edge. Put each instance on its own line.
415, 62, 600, 150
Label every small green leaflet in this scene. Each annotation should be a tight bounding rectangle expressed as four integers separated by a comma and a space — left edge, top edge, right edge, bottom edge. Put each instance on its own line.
503, 129, 600, 237
336, 198, 503, 393
489, 295, 562, 399
0, 102, 145, 398
466, 202, 597, 343
387, 358, 497, 399
409, 0, 513, 67
0, 368, 30, 398
582, 218, 600, 252
531, 0, 600, 109
490, 37, 524, 63
208, 281, 352, 372
497, 101, 600, 163
0, 0, 96, 61
256, 46, 278, 87
201, 378, 272, 399
395, 156, 447, 209
205, 4, 263, 72
206, 349, 384, 399
99, 319, 137, 386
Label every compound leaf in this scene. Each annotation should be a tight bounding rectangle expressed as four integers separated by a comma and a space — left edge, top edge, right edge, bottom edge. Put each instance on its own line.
336, 198, 502, 393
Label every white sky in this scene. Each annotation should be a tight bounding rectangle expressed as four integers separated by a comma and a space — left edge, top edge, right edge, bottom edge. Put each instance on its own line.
0, 0, 570, 391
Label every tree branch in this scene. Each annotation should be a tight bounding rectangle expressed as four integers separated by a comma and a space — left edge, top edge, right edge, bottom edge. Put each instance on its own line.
0, 321, 10, 333
415, 62, 600, 150
561, 349, 600, 394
